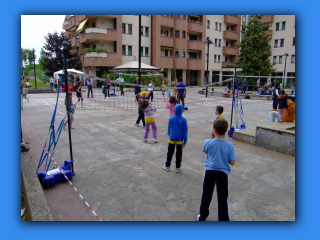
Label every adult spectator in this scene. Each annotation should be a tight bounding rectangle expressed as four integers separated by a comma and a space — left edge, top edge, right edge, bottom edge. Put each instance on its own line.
241, 78, 248, 94
86, 77, 94, 98
117, 75, 125, 96
134, 78, 140, 95
50, 77, 54, 89
175, 78, 187, 109
268, 99, 295, 123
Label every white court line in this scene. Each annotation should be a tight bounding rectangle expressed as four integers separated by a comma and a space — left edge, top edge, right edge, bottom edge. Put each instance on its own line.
43, 101, 64, 115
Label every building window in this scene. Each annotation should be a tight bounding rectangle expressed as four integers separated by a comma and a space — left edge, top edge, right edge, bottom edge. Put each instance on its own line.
122, 45, 126, 55
280, 39, 284, 47
145, 27, 149, 37
189, 52, 197, 59
291, 55, 295, 63
141, 26, 143, 36
215, 22, 218, 30
128, 46, 132, 56
279, 56, 283, 64
274, 39, 278, 47
92, 45, 96, 50
207, 20, 210, 29
242, 15, 246, 22
282, 21, 286, 30
276, 23, 279, 31
273, 56, 277, 64
175, 30, 180, 38
182, 31, 186, 38
183, 15, 186, 20
141, 47, 143, 56
293, 37, 295, 46
175, 50, 179, 58
145, 47, 149, 57
189, 34, 197, 41
114, 41, 117, 52
175, 15, 180, 19
214, 55, 217, 63
219, 23, 222, 31
248, 15, 251, 21
122, 23, 126, 34
182, 50, 185, 58
215, 39, 217, 47
128, 24, 132, 34
165, 49, 169, 56
218, 55, 220, 63
218, 39, 221, 47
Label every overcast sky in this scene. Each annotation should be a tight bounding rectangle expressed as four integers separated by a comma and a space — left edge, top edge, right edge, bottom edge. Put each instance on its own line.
21, 15, 66, 63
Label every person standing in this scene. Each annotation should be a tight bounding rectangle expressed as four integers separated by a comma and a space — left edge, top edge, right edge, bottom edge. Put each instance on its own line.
175, 78, 187, 109
291, 83, 295, 95
135, 91, 151, 127
148, 80, 154, 101
134, 78, 140, 95
276, 90, 288, 123
63, 93, 75, 130
75, 81, 85, 108
272, 83, 280, 109
103, 81, 111, 101
197, 119, 236, 221
50, 77, 54, 89
241, 78, 248, 94
163, 104, 188, 173
161, 81, 167, 97
140, 99, 158, 143
22, 84, 29, 102
117, 75, 125, 96
86, 77, 94, 98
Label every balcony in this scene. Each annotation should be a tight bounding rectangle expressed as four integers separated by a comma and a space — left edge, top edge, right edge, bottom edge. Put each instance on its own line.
223, 30, 238, 41
187, 40, 204, 51
261, 15, 274, 23
187, 58, 202, 70
86, 52, 107, 58
224, 15, 239, 25
159, 56, 173, 69
80, 29, 117, 44
222, 61, 236, 68
223, 46, 238, 56
85, 28, 107, 34
82, 52, 121, 67
157, 16, 174, 27
188, 22, 204, 32
159, 36, 174, 47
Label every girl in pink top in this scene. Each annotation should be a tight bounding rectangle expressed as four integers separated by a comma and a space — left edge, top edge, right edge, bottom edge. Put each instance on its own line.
164, 96, 178, 117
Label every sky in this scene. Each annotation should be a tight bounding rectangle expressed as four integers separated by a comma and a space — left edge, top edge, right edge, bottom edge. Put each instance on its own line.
21, 15, 66, 63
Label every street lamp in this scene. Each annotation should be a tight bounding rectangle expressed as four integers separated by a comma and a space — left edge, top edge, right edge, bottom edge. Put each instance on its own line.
283, 53, 289, 89
62, 40, 74, 173
32, 48, 37, 89
203, 37, 213, 97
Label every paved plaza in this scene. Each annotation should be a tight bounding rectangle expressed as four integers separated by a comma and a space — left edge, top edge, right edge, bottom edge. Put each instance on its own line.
21, 90, 295, 221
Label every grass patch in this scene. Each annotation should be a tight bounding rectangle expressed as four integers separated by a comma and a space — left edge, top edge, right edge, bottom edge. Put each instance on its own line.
26, 79, 49, 88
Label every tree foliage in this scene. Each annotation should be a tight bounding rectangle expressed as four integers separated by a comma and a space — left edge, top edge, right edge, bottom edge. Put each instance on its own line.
236, 15, 275, 79
41, 32, 82, 76
21, 48, 36, 67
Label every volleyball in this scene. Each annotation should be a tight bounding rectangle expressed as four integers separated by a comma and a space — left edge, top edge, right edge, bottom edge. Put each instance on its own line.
160, 68, 164, 72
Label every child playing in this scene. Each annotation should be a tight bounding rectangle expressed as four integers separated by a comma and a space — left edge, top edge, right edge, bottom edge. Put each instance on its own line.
209, 105, 225, 123
63, 93, 75, 130
161, 81, 167, 97
163, 104, 188, 173
164, 96, 178, 117
22, 84, 29, 102
197, 119, 236, 221
103, 81, 111, 101
135, 91, 151, 127
140, 99, 158, 143
74, 81, 85, 108
276, 90, 288, 123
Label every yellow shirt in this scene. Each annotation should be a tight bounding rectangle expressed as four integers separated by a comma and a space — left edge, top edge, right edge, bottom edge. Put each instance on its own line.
217, 115, 225, 119
161, 84, 166, 90
168, 139, 183, 145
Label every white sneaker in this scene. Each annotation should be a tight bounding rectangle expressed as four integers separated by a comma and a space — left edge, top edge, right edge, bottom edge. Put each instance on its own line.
196, 214, 201, 221
153, 138, 158, 143
162, 165, 170, 172
144, 139, 148, 142
135, 123, 140, 127
175, 168, 181, 173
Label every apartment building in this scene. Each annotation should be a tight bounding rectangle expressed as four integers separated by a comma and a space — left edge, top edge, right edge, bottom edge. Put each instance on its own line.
62, 15, 295, 86
62, 15, 151, 78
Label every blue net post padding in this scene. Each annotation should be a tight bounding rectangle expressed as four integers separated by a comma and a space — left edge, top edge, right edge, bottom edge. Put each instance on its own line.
233, 73, 246, 130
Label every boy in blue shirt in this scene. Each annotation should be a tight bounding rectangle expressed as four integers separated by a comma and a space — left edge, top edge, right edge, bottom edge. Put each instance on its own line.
197, 119, 236, 221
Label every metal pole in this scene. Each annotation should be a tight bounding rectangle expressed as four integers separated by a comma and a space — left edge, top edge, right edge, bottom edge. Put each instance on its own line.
283, 55, 287, 89
138, 15, 141, 87
33, 49, 37, 89
229, 70, 236, 132
64, 59, 74, 173
205, 37, 209, 97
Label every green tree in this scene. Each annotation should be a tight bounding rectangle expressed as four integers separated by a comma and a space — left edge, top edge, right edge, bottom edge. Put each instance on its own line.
236, 15, 275, 83
38, 48, 48, 73
41, 32, 82, 76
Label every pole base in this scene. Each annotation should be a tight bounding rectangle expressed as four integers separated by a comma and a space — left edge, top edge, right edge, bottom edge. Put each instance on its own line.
228, 127, 235, 137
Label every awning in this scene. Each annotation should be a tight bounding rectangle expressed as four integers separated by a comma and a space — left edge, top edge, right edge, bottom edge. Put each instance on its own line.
76, 19, 88, 33
69, 25, 77, 32
188, 31, 200, 35
187, 50, 200, 53
189, 15, 200, 18
161, 47, 173, 50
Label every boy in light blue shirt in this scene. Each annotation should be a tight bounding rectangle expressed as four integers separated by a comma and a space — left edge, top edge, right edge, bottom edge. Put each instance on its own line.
197, 119, 236, 221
